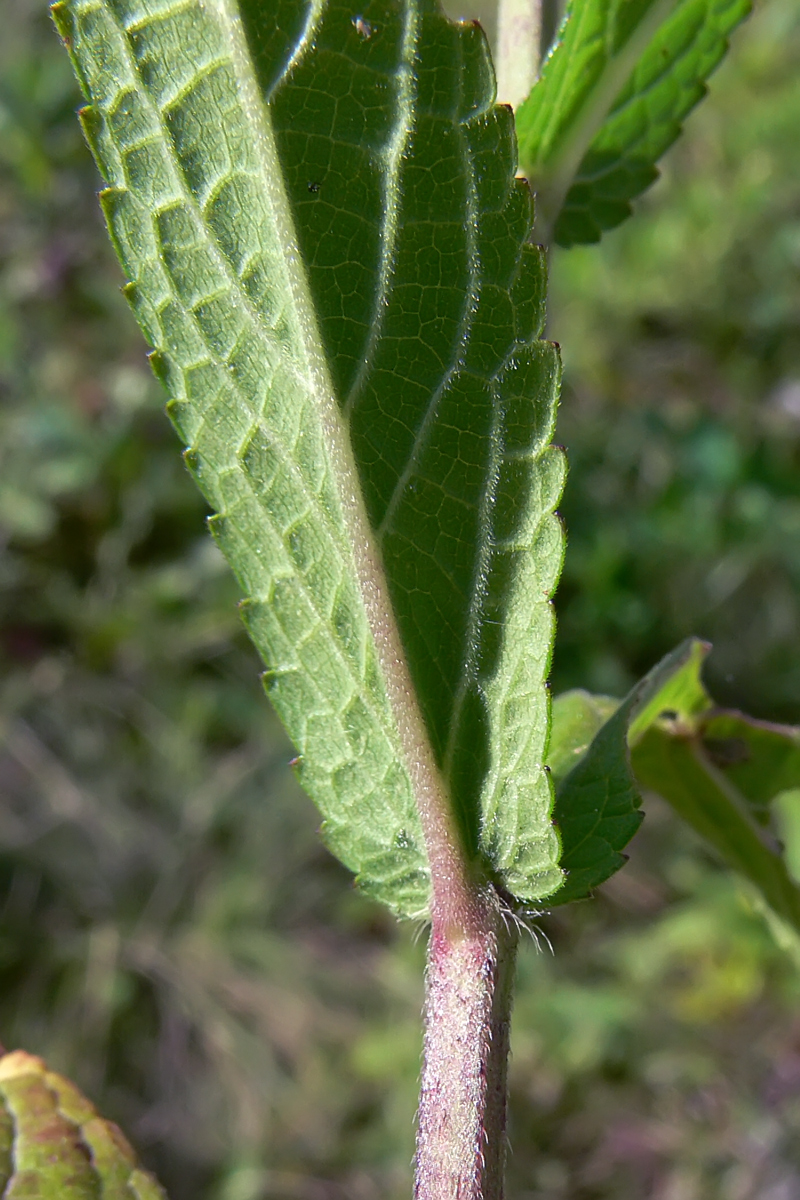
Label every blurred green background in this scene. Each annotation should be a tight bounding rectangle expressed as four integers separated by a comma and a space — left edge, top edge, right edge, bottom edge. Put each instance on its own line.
1, 0, 800, 1196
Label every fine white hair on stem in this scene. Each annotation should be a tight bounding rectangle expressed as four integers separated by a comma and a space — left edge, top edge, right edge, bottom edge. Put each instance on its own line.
497, 894, 555, 953
526, 920, 554, 955
411, 916, 429, 946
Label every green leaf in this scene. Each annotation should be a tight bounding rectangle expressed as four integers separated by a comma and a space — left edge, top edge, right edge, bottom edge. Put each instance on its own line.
548, 689, 617, 787
633, 728, 800, 932
549, 694, 642, 905
774, 790, 800, 886
549, 638, 800, 931
0, 1050, 166, 1198
516, 0, 751, 246
55, 0, 566, 915
633, 678, 800, 932
549, 639, 707, 904
700, 711, 800, 822
627, 636, 712, 739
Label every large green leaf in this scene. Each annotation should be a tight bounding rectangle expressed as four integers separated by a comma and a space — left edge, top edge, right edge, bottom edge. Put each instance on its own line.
54, 0, 566, 915
516, 0, 751, 246
0, 1050, 166, 1198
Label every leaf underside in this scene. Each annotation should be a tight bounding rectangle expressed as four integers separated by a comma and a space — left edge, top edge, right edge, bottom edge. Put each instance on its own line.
55, 0, 566, 916
0, 1050, 165, 1199
517, 0, 751, 246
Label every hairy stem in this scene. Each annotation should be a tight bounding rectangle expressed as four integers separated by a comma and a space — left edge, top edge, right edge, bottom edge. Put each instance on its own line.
495, 0, 542, 108
414, 888, 519, 1200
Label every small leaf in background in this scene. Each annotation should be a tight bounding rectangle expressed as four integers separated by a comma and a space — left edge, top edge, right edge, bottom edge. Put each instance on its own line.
516, 0, 751, 245
0, 1050, 166, 1198
774, 790, 800, 885
547, 688, 617, 786
700, 712, 800, 822
549, 639, 709, 904
549, 638, 800, 931
633, 725, 800, 932
627, 636, 712, 740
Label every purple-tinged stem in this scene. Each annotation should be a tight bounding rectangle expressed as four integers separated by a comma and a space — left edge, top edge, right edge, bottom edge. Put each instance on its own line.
414, 887, 519, 1200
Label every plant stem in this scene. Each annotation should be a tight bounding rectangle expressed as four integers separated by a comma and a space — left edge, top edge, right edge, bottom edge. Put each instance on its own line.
414, 887, 519, 1200
495, 0, 542, 108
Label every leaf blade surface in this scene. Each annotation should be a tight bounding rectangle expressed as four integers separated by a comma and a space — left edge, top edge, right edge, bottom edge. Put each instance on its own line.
253, 1, 565, 899
56, 0, 567, 913
56, 0, 434, 915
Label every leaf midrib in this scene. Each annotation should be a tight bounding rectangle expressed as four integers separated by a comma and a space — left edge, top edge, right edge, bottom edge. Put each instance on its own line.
263, 2, 502, 812
111, 0, 402, 763
211, 0, 473, 916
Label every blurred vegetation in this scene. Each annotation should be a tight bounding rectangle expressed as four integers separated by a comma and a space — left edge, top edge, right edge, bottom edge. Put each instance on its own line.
1, 0, 799, 1197
550, 0, 800, 717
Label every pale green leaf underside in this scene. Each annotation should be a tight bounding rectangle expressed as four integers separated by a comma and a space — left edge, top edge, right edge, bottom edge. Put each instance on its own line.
55, 0, 566, 915
517, 0, 750, 245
